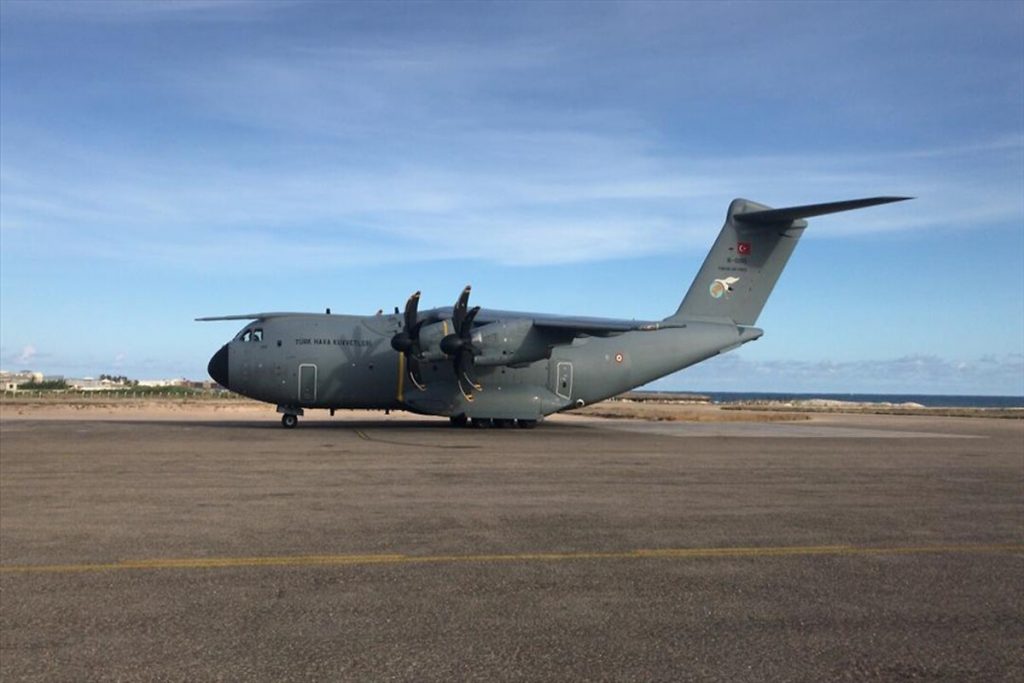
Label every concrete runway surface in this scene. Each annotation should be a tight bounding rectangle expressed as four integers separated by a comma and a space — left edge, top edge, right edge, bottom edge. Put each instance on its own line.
1, 412, 1021, 681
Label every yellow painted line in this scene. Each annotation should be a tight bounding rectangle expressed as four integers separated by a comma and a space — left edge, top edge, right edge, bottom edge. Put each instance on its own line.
396, 351, 405, 403
1, 544, 1020, 575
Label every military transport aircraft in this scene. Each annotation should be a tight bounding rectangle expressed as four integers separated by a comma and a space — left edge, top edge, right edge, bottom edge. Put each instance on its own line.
199, 196, 909, 428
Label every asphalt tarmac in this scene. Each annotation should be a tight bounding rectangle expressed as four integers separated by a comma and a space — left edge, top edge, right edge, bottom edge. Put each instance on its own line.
1, 412, 1021, 681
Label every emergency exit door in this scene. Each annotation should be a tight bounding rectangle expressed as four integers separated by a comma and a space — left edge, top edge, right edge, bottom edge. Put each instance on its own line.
554, 362, 573, 400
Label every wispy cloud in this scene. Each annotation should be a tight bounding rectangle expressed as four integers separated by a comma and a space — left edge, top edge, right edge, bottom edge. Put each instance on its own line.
0, 344, 48, 371
1, 0, 285, 23
1, 127, 1018, 271
16, 345, 36, 365
2, 3, 1020, 272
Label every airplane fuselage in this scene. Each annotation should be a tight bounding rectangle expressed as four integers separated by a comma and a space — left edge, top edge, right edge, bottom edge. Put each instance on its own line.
209, 312, 760, 421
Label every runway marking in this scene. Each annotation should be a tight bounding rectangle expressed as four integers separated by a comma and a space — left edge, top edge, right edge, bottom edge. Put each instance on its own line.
1, 544, 1020, 575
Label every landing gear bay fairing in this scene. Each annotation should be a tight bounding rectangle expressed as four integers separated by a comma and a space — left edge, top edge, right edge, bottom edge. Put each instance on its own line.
199, 197, 908, 428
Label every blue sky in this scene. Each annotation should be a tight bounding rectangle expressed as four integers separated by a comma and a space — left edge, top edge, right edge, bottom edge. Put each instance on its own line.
1, 1, 1022, 395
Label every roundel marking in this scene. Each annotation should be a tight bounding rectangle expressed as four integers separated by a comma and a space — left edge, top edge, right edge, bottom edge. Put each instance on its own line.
709, 276, 741, 299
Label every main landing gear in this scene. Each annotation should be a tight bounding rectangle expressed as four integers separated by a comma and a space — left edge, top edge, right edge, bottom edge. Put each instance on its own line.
449, 416, 539, 429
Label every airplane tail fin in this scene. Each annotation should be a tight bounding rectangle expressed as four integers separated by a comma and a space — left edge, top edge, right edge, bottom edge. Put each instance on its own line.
669, 197, 910, 326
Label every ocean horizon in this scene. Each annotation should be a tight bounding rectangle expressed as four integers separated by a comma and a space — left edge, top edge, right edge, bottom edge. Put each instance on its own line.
654, 391, 1024, 409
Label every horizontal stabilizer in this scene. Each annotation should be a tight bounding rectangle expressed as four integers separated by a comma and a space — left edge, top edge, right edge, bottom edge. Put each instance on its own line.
734, 196, 912, 225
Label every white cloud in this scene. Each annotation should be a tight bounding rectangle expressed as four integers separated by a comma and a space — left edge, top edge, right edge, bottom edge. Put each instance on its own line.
2, 123, 1019, 273
2, 4, 1021, 272
16, 345, 36, 365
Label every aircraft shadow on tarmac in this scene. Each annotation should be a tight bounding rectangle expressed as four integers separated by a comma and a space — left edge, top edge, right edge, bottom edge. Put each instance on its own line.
105, 418, 584, 432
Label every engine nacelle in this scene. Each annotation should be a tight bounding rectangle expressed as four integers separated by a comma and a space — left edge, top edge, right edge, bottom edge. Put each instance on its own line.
472, 319, 552, 367
416, 320, 452, 362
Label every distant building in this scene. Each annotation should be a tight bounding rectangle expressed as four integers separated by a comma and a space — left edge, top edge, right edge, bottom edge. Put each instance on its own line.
1, 370, 41, 384
67, 378, 106, 391
1, 370, 54, 391
137, 378, 187, 388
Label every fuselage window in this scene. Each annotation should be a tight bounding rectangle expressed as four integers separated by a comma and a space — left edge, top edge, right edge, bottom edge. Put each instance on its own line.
240, 330, 252, 342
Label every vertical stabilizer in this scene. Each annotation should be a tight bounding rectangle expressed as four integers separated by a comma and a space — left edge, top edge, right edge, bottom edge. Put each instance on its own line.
669, 196, 909, 326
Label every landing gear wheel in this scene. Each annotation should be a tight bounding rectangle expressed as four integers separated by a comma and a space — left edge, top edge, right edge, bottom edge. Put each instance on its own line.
281, 414, 298, 429
449, 415, 469, 428
494, 419, 515, 429
516, 419, 538, 429
470, 418, 493, 429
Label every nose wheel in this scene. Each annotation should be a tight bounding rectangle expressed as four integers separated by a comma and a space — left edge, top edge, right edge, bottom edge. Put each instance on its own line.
281, 413, 299, 429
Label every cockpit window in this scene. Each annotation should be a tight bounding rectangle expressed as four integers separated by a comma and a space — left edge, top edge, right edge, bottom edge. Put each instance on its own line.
237, 327, 264, 343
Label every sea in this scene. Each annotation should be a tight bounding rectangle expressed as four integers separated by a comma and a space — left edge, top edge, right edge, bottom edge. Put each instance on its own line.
692, 392, 1024, 409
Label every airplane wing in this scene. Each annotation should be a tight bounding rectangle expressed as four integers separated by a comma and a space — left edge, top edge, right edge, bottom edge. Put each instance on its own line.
195, 312, 312, 322
195, 309, 662, 336
465, 309, 670, 337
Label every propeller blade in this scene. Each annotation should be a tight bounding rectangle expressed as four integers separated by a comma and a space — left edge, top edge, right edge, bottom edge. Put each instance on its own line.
462, 306, 480, 336
449, 287, 482, 398
392, 290, 427, 392
408, 355, 426, 391
410, 319, 425, 347
457, 376, 475, 402
453, 285, 471, 331
404, 291, 420, 333
455, 357, 479, 400
454, 348, 482, 393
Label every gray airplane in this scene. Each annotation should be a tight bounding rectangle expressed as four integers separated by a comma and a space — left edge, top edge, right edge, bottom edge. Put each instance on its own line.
199, 196, 909, 428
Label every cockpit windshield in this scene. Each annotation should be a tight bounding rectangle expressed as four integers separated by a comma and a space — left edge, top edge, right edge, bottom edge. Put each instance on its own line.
237, 327, 264, 343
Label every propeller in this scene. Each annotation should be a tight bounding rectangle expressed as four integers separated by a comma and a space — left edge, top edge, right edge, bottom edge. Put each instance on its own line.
390, 291, 427, 390
440, 285, 482, 400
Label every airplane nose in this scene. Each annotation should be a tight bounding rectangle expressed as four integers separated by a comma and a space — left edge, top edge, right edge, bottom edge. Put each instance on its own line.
208, 344, 229, 388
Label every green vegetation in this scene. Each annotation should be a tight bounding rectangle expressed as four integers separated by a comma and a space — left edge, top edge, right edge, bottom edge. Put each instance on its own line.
17, 380, 68, 391
123, 385, 200, 396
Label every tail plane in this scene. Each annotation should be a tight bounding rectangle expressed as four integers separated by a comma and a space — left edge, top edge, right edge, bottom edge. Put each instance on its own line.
670, 196, 911, 326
